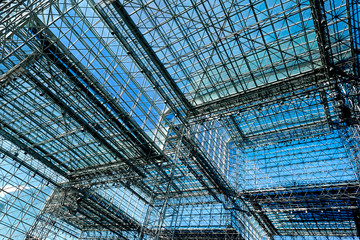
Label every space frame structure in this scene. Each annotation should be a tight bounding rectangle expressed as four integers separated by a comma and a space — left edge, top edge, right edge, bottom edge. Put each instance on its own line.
0, 0, 360, 239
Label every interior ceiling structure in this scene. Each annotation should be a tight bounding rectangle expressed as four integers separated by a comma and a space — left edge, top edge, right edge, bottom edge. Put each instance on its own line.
0, 0, 359, 239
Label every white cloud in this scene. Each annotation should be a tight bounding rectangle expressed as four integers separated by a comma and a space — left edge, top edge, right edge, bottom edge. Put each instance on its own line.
0, 185, 29, 198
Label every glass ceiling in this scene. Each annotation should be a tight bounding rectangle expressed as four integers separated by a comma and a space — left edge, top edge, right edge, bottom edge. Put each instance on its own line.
118, 0, 352, 105
0, 0, 360, 239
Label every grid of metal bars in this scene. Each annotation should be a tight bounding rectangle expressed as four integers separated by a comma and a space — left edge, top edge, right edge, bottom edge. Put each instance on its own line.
0, 0, 360, 239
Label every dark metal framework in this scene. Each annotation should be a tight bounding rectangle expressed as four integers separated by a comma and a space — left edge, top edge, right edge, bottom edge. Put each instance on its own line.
0, 0, 359, 239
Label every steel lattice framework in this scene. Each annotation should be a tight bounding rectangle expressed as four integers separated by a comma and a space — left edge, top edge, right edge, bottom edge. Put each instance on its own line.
0, 0, 359, 239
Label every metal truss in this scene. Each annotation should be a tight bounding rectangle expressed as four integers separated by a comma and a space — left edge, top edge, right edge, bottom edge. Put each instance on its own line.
0, 0, 360, 239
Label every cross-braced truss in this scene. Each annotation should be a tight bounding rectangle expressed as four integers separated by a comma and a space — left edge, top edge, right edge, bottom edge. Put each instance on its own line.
0, 0, 359, 239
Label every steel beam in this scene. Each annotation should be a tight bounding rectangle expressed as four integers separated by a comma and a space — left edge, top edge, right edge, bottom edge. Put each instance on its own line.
28, 22, 186, 197
229, 116, 247, 143
0, 125, 68, 177
104, 0, 194, 114
88, 0, 188, 123
29, 23, 159, 161
309, 0, 333, 69
189, 69, 326, 121
350, 198, 360, 236
243, 184, 360, 202
309, 0, 338, 128
0, 146, 61, 187
25, 69, 146, 178
248, 199, 278, 238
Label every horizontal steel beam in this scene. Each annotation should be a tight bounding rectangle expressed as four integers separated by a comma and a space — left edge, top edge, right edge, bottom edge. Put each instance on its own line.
241, 181, 360, 200
0, 125, 68, 177
0, 146, 61, 187
189, 69, 327, 121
